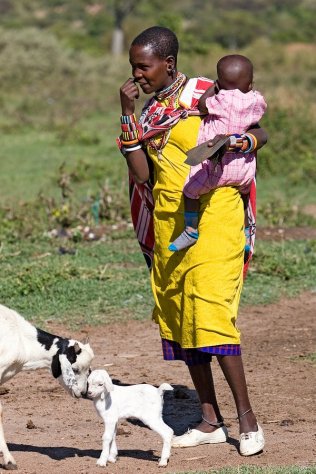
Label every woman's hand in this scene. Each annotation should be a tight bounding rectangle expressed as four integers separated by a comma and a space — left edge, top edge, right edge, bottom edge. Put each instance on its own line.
207, 126, 268, 159
207, 134, 228, 148
120, 78, 140, 115
206, 134, 229, 159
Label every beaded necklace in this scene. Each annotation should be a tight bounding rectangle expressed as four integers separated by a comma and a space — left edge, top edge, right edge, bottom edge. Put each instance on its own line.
147, 72, 187, 160
155, 72, 187, 102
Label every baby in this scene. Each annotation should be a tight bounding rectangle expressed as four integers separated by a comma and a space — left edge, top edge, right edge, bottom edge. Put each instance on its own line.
86, 369, 174, 467
169, 54, 267, 252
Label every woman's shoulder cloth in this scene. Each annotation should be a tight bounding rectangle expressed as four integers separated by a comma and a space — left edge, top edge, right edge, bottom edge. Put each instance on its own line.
179, 77, 214, 110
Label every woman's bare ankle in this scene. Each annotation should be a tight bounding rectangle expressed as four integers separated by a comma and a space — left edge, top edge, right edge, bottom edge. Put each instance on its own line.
196, 414, 224, 433
238, 409, 257, 434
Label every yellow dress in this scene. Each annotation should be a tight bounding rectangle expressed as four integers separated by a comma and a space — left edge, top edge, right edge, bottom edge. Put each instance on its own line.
147, 115, 245, 349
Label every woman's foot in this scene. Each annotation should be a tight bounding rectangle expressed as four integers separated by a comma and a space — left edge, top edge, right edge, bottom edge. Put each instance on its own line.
172, 419, 228, 448
238, 408, 265, 456
240, 424, 265, 456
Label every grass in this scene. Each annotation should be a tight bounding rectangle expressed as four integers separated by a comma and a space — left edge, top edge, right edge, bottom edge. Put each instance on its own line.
0, 230, 315, 328
0, 116, 316, 328
292, 353, 316, 366
242, 239, 316, 306
256, 176, 316, 227
0, 230, 153, 328
172, 467, 316, 474
0, 114, 123, 204
1, 112, 315, 228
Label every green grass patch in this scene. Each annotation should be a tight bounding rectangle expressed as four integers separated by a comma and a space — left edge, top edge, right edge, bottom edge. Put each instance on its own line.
242, 239, 316, 306
0, 114, 123, 205
0, 233, 315, 328
256, 177, 316, 228
0, 231, 153, 328
292, 353, 316, 366
173, 467, 316, 474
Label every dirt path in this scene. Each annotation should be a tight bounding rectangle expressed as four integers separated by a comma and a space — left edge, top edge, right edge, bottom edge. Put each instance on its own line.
1, 292, 315, 473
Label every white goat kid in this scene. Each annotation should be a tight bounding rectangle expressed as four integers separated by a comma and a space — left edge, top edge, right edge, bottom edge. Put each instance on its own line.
0, 304, 94, 470
87, 369, 174, 468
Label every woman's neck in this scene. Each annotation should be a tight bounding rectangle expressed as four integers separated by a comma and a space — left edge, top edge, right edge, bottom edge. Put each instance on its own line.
155, 72, 187, 102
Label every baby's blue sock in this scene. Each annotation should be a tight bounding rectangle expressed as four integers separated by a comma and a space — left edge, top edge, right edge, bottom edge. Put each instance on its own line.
244, 227, 251, 262
245, 226, 251, 253
168, 211, 199, 252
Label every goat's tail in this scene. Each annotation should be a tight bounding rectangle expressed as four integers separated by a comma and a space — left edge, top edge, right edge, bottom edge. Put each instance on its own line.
158, 383, 173, 395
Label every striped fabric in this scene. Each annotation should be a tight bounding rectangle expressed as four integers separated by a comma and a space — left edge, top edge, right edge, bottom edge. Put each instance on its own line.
128, 177, 155, 270
162, 339, 241, 366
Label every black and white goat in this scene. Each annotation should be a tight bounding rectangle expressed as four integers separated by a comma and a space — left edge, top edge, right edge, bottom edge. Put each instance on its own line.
0, 303, 94, 470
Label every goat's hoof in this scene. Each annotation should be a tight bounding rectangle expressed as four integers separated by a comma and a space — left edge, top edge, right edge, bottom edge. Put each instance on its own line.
96, 459, 107, 467
107, 456, 117, 463
158, 459, 168, 467
3, 462, 18, 470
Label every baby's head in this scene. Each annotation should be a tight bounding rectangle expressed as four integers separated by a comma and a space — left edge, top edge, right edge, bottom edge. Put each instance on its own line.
216, 54, 253, 93
87, 369, 114, 400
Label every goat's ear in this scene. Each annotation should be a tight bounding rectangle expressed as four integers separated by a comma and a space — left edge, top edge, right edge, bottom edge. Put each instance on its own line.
51, 354, 62, 378
103, 372, 114, 392
59, 355, 76, 388
74, 342, 81, 354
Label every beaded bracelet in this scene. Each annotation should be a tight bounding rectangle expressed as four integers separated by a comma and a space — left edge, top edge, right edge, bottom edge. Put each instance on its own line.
228, 134, 245, 152
243, 133, 258, 153
228, 133, 258, 153
121, 138, 140, 146
120, 114, 140, 144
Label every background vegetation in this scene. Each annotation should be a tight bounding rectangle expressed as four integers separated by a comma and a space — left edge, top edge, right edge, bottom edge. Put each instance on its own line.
0, 0, 315, 326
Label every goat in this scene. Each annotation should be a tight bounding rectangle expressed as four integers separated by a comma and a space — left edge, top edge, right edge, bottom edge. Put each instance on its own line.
86, 369, 174, 468
0, 303, 94, 470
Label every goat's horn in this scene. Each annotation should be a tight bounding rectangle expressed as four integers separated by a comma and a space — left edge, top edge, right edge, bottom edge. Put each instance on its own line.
82, 336, 90, 344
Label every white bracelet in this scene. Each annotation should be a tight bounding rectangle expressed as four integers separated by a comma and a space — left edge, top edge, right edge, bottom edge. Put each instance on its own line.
122, 144, 142, 153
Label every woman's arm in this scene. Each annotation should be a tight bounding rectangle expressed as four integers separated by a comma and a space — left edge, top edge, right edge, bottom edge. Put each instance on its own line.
246, 123, 268, 150
123, 150, 150, 184
205, 124, 268, 156
119, 78, 150, 184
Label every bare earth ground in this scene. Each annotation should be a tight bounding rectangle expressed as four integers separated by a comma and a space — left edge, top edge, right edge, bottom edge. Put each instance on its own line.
1, 227, 316, 474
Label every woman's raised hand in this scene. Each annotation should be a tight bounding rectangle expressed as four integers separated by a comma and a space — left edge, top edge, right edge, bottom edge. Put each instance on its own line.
120, 78, 140, 115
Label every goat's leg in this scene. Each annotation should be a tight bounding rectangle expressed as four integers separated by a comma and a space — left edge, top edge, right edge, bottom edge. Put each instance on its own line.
108, 432, 118, 464
0, 401, 17, 470
96, 421, 116, 467
146, 418, 173, 467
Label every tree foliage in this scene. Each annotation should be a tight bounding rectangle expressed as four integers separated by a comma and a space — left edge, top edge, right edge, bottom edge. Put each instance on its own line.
0, 0, 315, 55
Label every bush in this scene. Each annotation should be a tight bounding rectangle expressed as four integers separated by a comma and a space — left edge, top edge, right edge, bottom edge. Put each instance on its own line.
0, 27, 124, 133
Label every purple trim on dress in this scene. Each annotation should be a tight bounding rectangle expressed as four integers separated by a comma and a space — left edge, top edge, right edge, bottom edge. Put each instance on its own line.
162, 339, 241, 366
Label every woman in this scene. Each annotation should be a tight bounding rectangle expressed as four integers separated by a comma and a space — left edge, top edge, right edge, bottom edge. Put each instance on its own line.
118, 26, 266, 456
